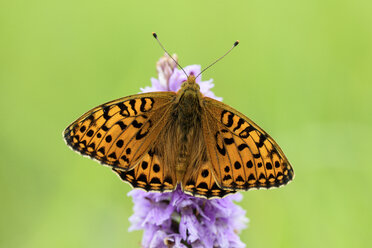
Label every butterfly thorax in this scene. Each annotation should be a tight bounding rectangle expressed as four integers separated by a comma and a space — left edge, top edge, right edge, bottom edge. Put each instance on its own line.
174, 77, 202, 133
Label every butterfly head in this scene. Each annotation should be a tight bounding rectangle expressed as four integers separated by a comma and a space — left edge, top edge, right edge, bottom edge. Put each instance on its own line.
187, 75, 196, 84
180, 74, 200, 92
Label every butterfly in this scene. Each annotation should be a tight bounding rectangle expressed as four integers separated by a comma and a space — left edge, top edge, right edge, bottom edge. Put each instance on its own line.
64, 71, 294, 198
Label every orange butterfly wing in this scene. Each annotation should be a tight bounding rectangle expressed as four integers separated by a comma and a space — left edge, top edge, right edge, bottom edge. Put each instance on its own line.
64, 92, 178, 191
202, 97, 294, 191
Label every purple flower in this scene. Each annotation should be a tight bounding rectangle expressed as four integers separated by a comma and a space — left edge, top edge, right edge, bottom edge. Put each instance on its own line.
129, 186, 248, 248
129, 54, 248, 248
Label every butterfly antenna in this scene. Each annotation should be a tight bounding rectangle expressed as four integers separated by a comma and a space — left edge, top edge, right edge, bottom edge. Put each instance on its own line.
152, 32, 188, 78
195, 40, 239, 79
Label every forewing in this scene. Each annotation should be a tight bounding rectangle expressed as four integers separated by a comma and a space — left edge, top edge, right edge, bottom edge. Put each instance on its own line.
64, 92, 175, 171
202, 97, 294, 191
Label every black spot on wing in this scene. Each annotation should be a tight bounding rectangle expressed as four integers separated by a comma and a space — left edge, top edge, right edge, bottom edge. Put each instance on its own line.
137, 174, 147, 183
102, 106, 111, 120
86, 130, 94, 137
224, 138, 234, 145
234, 161, 242, 170
223, 175, 232, 181
248, 174, 256, 181
216, 143, 226, 156
268, 174, 275, 180
275, 161, 280, 168
116, 139, 124, 148
150, 177, 161, 184
221, 110, 234, 127
87, 143, 96, 150
132, 120, 143, 128
129, 99, 137, 115
201, 169, 209, 178
238, 143, 249, 151
153, 163, 160, 173
105, 135, 112, 143
239, 125, 256, 138
108, 152, 117, 159
116, 121, 127, 130
148, 148, 155, 157
141, 161, 148, 170
233, 118, 245, 132
258, 173, 266, 180
164, 176, 173, 185
186, 179, 195, 186
117, 102, 129, 116
236, 175, 244, 182
215, 131, 226, 156
121, 155, 129, 163
136, 120, 152, 140
246, 160, 253, 168
79, 140, 87, 148
98, 147, 105, 155
196, 182, 208, 190
253, 153, 261, 159
140, 98, 147, 112
266, 162, 272, 170
256, 134, 267, 148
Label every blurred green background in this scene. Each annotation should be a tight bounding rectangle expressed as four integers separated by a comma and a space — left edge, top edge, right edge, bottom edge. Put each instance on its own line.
1, 0, 371, 247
